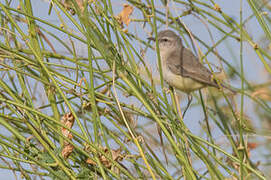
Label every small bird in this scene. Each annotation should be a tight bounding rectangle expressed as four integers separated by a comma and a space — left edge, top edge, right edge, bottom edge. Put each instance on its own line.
148, 30, 235, 94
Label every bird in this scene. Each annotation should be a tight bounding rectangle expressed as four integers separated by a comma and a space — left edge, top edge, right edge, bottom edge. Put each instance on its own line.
148, 30, 235, 115
148, 30, 235, 94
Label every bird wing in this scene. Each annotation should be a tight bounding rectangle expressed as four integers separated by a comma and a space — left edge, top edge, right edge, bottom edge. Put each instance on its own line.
167, 47, 219, 87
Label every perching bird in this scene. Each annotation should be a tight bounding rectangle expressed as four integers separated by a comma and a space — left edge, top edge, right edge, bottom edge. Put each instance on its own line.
148, 30, 235, 116
148, 30, 235, 94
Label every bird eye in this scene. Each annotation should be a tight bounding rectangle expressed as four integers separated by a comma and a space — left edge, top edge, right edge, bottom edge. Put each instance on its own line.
160, 38, 169, 42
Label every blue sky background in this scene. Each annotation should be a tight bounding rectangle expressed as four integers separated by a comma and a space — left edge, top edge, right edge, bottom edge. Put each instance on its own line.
0, 0, 270, 179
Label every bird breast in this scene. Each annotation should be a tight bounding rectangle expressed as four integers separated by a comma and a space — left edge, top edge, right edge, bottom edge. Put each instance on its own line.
161, 58, 206, 93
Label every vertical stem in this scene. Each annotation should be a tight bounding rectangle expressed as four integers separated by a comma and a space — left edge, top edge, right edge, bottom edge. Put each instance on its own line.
23, 0, 61, 145
239, 0, 246, 178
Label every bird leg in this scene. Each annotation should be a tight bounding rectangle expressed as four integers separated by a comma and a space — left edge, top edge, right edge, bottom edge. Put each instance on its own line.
182, 94, 193, 117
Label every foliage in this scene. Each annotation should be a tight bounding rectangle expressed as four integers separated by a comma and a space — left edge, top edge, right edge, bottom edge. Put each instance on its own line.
0, 0, 270, 179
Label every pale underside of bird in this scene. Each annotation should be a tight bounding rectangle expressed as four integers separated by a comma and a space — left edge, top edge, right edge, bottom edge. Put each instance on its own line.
149, 30, 234, 94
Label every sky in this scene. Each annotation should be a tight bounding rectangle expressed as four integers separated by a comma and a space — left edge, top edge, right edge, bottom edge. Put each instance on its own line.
0, 0, 270, 179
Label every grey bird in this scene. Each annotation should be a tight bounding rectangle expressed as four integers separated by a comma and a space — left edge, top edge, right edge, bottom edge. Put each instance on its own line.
148, 30, 234, 94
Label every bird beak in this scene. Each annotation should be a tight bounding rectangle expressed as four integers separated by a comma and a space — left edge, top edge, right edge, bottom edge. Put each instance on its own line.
147, 37, 155, 41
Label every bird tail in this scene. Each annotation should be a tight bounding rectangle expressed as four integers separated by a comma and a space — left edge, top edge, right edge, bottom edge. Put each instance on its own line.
220, 83, 237, 94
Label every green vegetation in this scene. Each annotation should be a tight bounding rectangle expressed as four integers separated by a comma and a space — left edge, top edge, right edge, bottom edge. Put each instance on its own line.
0, 0, 270, 179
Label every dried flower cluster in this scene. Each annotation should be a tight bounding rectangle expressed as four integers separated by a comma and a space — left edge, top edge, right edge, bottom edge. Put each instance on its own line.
61, 112, 75, 159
